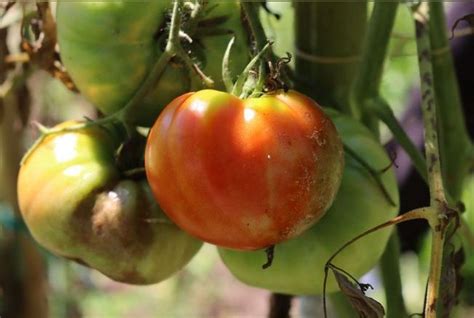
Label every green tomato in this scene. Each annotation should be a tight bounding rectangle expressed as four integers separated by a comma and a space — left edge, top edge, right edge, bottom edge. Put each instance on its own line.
56, 1, 249, 126
17, 122, 202, 284
218, 110, 399, 295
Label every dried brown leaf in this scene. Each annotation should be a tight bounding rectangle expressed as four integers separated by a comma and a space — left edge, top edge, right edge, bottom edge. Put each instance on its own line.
333, 270, 385, 318
21, 2, 77, 92
439, 242, 464, 318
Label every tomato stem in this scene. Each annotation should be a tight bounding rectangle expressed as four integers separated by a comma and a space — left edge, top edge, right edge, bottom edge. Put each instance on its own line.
411, 4, 460, 317
240, 2, 272, 96
241, 2, 269, 61
428, 2, 474, 202
350, 2, 398, 137
293, 2, 367, 113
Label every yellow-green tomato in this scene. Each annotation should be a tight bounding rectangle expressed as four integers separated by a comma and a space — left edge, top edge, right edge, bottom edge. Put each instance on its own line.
56, 1, 249, 126
218, 110, 399, 294
17, 122, 202, 284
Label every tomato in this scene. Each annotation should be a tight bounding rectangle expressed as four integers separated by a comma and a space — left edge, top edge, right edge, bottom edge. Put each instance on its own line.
218, 109, 399, 295
17, 122, 202, 284
145, 89, 344, 250
56, 1, 250, 126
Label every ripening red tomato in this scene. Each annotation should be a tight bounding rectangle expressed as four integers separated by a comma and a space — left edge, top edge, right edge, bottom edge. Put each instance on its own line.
145, 89, 344, 250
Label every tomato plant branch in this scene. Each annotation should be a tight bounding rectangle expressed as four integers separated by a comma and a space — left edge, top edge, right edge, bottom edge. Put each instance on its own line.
350, 2, 398, 137
241, 2, 269, 58
428, 2, 474, 201
240, 2, 272, 94
412, 5, 456, 317
413, 11, 447, 215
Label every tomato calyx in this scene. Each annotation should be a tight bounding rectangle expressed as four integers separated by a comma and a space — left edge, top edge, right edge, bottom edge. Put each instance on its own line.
222, 2, 291, 100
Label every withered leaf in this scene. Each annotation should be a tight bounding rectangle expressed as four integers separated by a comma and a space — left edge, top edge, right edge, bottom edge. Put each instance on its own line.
333, 270, 385, 318
439, 242, 464, 318
21, 3, 77, 92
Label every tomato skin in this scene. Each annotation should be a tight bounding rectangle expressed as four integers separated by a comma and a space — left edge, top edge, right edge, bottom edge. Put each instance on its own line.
17, 122, 202, 284
218, 110, 399, 294
145, 89, 344, 250
56, 1, 250, 126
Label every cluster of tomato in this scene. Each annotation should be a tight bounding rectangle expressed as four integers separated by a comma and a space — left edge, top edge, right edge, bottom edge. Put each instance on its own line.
17, 1, 399, 295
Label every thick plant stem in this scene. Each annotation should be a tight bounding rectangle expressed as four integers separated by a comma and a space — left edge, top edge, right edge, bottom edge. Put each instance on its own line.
351, 2, 398, 137
293, 2, 367, 113
428, 2, 474, 201
412, 6, 451, 317
414, 18, 447, 210
380, 232, 408, 318
240, 2, 272, 96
